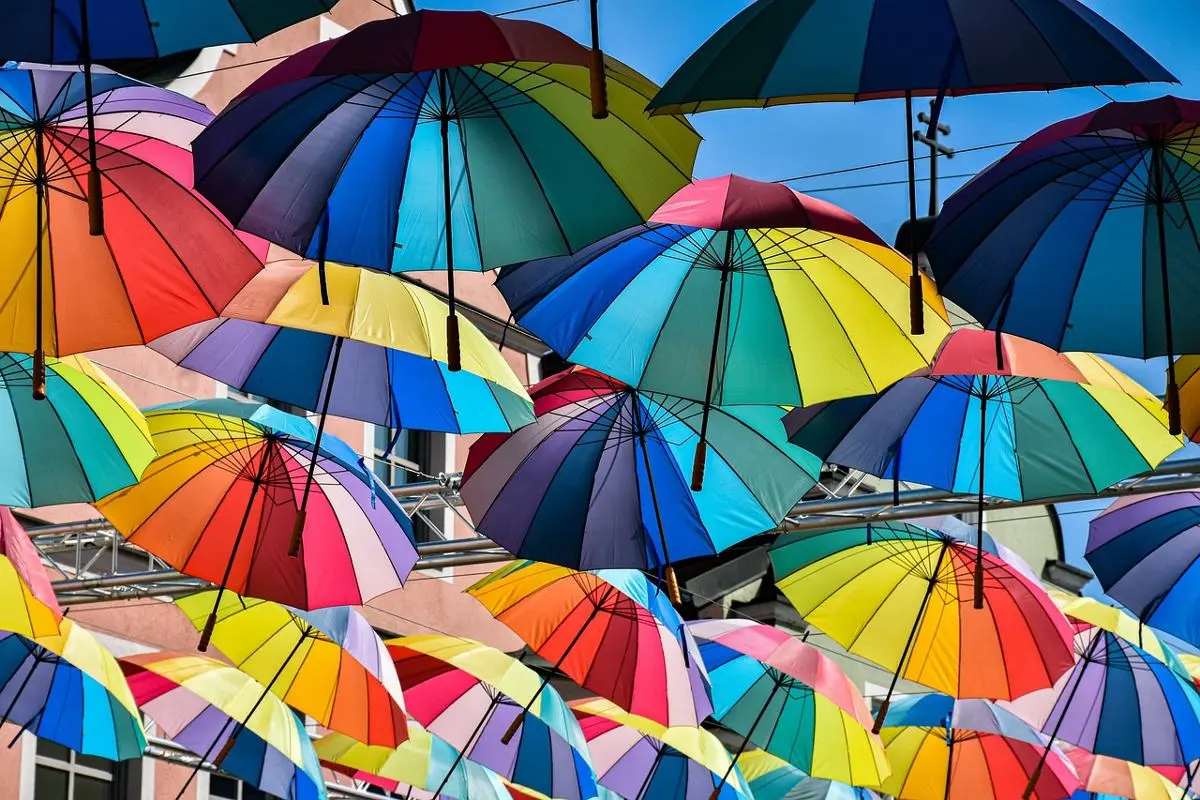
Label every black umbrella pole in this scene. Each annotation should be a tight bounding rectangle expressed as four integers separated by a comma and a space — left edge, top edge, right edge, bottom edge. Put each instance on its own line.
974, 385, 988, 610
709, 678, 785, 800
440, 101, 462, 372
79, 3, 103, 236
1022, 634, 1100, 799
291, 337, 344, 557
588, 0, 609, 119
943, 732, 955, 800
905, 92, 924, 336
1152, 146, 1181, 435
640, 433, 682, 604
33, 177, 46, 402
693, 237, 734, 491
431, 691, 507, 797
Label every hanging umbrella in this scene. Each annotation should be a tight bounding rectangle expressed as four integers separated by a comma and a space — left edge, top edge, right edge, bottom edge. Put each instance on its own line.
1175, 357, 1200, 440
317, 726, 511, 800
879, 694, 1078, 800
174, 591, 408, 749
783, 328, 1182, 604
570, 696, 753, 800
0, 619, 145, 761
1047, 591, 1188, 678
1086, 491, 1200, 648
387, 635, 599, 800
466, 561, 711, 730
0, 507, 59, 617
462, 366, 820, 598
686, 619, 888, 790
740, 750, 881, 800
769, 518, 1075, 729
192, 9, 699, 370
0, 353, 154, 506
96, 400, 417, 650
647, 0, 1173, 335
120, 651, 326, 800
0, 63, 263, 397
926, 96, 1200, 433
1064, 745, 1188, 800
497, 174, 948, 489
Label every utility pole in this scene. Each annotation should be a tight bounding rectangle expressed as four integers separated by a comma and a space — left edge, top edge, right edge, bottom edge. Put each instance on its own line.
915, 100, 954, 215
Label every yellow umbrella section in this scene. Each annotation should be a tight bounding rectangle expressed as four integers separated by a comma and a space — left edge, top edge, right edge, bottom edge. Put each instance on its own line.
1049, 589, 1178, 664
0, 556, 61, 641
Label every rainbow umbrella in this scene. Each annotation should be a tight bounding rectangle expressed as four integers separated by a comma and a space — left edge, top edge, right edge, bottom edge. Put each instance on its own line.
0, 618, 145, 761
467, 561, 711, 729
686, 619, 888, 790
0, 353, 154, 506
1064, 745, 1188, 800
497, 174, 948, 490
784, 329, 1182, 603
927, 97, 1200, 433
175, 591, 408, 749
96, 400, 417, 650
0, 507, 60, 617
880, 694, 1079, 800
387, 635, 599, 800
769, 519, 1074, 729
192, 9, 698, 369
317, 726, 510, 800
121, 651, 326, 800
462, 367, 820, 598
1087, 491, 1200, 648
571, 696, 752, 800
740, 750, 880, 800
0, 63, 263, 396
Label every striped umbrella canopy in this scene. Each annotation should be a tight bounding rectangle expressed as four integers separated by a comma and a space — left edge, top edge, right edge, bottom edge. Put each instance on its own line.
121, 652, 325, 800
740, 750, 881, 800
1087, 491, 1200, 648
96, 400, 417, 648
0, 353, 154, 507
769, 519, 1074, 729
462, 367, 820, 595
318, 726, 511, 800
1064, 746, 1188, 800
686, 619, 888, 789
192, 9, 699, 369
387, 635, 599, 800
0, 619, 145, 761
0, 506, 60, 617
467, 561, 711, 728
880, 694, 1079, 800
1175, 357, 1200, 441
571, 697, 752, 800
175, 592, 408, 749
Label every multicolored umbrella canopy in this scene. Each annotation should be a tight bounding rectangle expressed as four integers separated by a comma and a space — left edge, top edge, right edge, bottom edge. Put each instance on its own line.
769, 519, 1074, 728
467, 561, 712, 728
387, 635, 599, 800
461, 367, 820, 591
1064, 745, 1188, 800
0, 507, 60, 617
879, 694, 1079, 800
740, 750, 881, 800
96, 400, 417, 646
175, 592, 408, 749
571, 696, 752, 800
0, 619, 145, 761
1087, 491, 1200, 648
120, 651, 326, 800
317, 725, 511, 800
0, 353, 154, 506
647, 0, 1173, 113
0, 63, 263, 393
926, 97, 1200, 433
686, 619, 888, 789
192, 9, 699, 368
151, 261, 534, 434
1175, 357, 1200, 441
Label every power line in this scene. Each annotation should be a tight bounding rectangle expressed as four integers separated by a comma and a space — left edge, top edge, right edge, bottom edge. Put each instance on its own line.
801, 172, 977, 195
497, 0, 578, 17
773, 140, 1022, 185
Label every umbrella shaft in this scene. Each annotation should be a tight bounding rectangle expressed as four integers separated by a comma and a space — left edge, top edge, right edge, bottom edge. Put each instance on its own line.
293, 336, 345, 555
638, 431, 679, 601
692, 233, 733, 492
975, 384, 986, 609
709, 676, 784, 800
1153, 145, 1181, 434
905, 91, 924, 336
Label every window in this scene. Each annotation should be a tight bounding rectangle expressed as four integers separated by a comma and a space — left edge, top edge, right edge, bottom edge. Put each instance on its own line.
373, 427, 447, 544
33, 739, 141, 800
209, 775, 277, 800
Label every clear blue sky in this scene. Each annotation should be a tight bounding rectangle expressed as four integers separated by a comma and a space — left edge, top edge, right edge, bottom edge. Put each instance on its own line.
425, 0, 1199, 602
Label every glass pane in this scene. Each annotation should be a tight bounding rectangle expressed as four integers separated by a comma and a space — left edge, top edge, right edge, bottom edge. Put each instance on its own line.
76, 753, 114, 773
34, 766, 69, 799
209, 775, 240, 799
244, 785, 274, 800
74, 774, 114, 800
36, 739, 72, 761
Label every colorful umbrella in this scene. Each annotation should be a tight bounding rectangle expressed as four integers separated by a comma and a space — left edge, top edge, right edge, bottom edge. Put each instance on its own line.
686, 619, 887, 790
0, 353, 154, 506
467, 561, 712, 728
1087, 491, 1200, 648
1175, 357, 1200, 440
174, 591, 408, 749
0, 63, 262, 396
647, 0, 1173, 334
740, 750, 881, 800
387, 635, 598, 800
317, 726, 510, 800
96, 400, 417, 649
769, 519, 1074, 729
192, 9, 699, 368
497, 174, 948, 489
571, 696, 752, 800
784, 329, 1181, 603
0, 619, 145, 761
120, 651, 326, 800
879, 694, 1079, 800
0, 507, 60, 617
1064, 746, 1188, 800
462, 366, 820, 596
926, 96, 1200, 433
